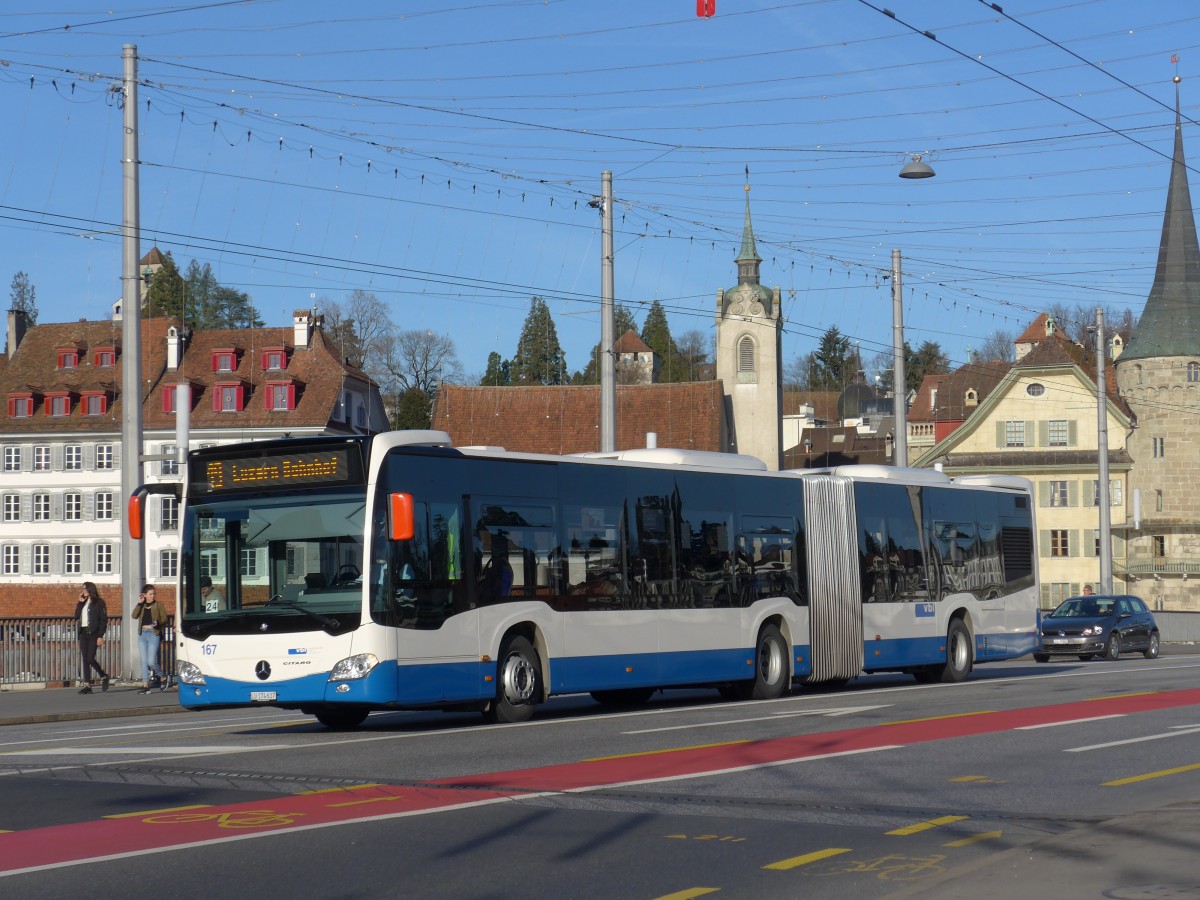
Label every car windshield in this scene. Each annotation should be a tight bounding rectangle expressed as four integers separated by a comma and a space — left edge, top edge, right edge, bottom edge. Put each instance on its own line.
1049, 598, 1113, 618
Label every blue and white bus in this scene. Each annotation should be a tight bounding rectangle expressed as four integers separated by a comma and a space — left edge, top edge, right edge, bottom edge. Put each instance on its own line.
161, 431, 1038, 728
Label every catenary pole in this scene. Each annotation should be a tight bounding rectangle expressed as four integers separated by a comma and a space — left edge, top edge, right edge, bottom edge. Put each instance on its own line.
599, 171, 615, 452
1095, 307, 1113, 593
120, 44, 145, 680
891, 249, 908, 466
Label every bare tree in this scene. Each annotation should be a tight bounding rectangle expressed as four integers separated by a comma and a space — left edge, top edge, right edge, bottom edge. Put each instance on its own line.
319, 289, 394, 376
382, 329, 463, 394
974, 329, 1016, 363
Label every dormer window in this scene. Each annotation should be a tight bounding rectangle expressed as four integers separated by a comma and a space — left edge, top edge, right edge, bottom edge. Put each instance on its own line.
213, 381, 245, 412
964, 388, 979, 407
57, 349, 80, 370
211, 349, 237, 372
94, 347, 116, 368
7, 392, 34, 418
81, 391, 109, 416
261, 347, 288, 371
46, 392, 71, 417
163, 385, 177, 414
264, 380, 296, 411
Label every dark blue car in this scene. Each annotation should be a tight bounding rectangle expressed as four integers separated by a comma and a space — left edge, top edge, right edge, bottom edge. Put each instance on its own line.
1034, 593, 1160, 662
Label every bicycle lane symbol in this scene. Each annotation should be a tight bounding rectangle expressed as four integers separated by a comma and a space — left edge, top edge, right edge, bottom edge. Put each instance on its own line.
810, 853, 947, 882
141, 810, 304, 830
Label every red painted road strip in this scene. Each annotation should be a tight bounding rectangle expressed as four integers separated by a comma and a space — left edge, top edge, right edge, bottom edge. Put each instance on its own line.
3, 688, 1199, 875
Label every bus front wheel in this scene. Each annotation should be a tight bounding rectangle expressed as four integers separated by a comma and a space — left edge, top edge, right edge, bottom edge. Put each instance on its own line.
736, 623, 789, 700
314, 708, 369, 729
484, 635, 541, 724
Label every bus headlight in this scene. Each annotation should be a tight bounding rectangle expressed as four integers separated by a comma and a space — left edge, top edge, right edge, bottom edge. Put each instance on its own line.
177, 661, 206, 685
329, 653, 379, 682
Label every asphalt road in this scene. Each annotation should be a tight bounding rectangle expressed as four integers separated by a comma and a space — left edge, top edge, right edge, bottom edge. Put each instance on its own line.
2, 655, 1199, 899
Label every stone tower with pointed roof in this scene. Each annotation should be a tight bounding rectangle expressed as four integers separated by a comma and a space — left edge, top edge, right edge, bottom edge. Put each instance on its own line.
1114, 80, 1200, 610
716, 184, 783, 469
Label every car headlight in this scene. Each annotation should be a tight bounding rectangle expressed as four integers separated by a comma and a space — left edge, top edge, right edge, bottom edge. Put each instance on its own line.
177, 660, 206, 685
329, 653, 379, 682
1082, 625, 1103, 636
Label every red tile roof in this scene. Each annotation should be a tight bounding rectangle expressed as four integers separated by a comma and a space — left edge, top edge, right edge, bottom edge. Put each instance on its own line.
432, 382, 728, 454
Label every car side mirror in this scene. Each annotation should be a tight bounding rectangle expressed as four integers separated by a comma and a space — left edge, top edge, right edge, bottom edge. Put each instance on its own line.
1118, 612, 1131, 620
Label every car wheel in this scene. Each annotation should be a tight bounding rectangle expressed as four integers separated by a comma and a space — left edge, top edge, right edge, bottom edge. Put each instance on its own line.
1104, 633, 1120, 661
1143, 632, 1160, 659
1033, 653, 1049, 663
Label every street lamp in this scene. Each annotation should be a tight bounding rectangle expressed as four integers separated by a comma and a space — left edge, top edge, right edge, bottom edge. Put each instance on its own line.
899, 153, 936, 179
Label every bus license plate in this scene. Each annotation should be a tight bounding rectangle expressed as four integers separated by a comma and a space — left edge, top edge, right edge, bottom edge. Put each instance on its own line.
250, 691, 277, 702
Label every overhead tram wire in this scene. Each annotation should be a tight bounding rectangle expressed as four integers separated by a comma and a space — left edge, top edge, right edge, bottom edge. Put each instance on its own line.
856, 0, 1186, 170
975, 0, 1200, 130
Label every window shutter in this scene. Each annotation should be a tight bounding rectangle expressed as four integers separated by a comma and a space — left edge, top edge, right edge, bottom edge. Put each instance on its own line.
84, 444, 95, 471
82, 543, 94, 573
112, 443, 121, 467
1069, 530, 1079, 557
1039, 530, 1050, 557
51, 543, 63, 575
21, 495, 32, 523
236, 384, 245, 410
264, 386, 273, 411
51, 493, 63, 520
19, 544, 31, 575
149, 551, 159, 579
1068, 420, 1078, 446
84, 493, 94, 521
1039, 583, 1049, 607
1067, 481, 1078, 507
287, 384, 296, 409
162, 387, 173, 413
1038, 422, 1049, 446
212, 389, 222, 412
1069, 582, 1080, 598
111, 546, 120, 574
20, 447, 30, 473
51, 444, 63, 470
1038, 482, 1049, 507
995, 422, 1005, 448
1024, 421, 1035, 446
113, 495, 121, 522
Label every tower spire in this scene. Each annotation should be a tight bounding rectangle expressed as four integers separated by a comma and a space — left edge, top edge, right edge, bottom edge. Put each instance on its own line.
736, 170, 762, 285
1121, 75, 1200, 361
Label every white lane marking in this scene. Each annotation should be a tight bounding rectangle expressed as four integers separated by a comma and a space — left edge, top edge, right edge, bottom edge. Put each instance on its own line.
0, 745, 903, 878
625, 705, 891, 735
0, 717, 310, 751
1065, 725, 1200, 752
1015, 714, 1125, 730
1, 745, 292, 756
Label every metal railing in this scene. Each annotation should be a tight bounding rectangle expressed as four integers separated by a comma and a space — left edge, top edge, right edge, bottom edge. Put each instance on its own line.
1, 616, 176, 687
1114, 559, 1200, 576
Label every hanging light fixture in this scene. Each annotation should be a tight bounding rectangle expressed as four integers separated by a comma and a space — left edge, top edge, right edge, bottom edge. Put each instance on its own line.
899, 153, 936, 179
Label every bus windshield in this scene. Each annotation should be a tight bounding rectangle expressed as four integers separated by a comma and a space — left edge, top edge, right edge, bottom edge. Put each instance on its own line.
180, 491, 366, 636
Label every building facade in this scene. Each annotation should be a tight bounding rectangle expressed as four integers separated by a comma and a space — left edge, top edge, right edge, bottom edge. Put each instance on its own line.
1114, 87, 1200, 611
0, 300, 387, 617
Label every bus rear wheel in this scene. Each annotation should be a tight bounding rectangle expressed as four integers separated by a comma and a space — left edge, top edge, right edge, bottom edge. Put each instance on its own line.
736, 623, 789, 700
935, 618, 973, 683
484, 635, 541, 724
314, 708, 369, 729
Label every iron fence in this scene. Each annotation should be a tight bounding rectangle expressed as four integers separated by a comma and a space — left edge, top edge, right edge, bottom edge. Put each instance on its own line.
1, 616, 176, 687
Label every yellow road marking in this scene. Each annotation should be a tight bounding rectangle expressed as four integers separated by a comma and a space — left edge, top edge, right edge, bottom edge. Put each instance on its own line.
1085, 691, 1160, 702
297, 783, 382, 795
586, 740, 749, 762
653, 889, 720, 899
764, 847, 852, 870
944, 830, 1002, 847
885, 711, 995, 726
1104, 762, 1200, 786
949, 775, 987, 782
327, 796, 405, 808
104, 804, 210, 819
887, 815, 968, 836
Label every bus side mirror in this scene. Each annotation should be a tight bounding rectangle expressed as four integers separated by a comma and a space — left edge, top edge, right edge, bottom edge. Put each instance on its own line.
128, 490, 147, 540
389, 493, 415, 541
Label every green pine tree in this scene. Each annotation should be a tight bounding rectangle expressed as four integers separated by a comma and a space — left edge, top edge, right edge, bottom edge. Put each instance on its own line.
511, 297, 568, 385
142, 252, 186, 318
481, 351, 512, 386
640, 300, 683, 382
812, 326, 854, 391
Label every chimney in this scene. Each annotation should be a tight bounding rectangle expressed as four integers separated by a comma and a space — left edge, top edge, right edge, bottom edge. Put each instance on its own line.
7, 308, 29, 356
293, 309, 313, 348
167, 325, 182, 371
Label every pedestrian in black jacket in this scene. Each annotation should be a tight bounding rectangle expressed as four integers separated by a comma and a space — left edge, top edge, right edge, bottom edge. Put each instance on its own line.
74, 581, 109, 694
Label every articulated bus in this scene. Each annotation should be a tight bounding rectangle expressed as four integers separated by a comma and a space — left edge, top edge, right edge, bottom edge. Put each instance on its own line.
153, 431, 1038, 728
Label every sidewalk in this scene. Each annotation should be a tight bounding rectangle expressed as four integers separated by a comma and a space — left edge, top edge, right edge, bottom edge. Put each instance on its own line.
0, 679, 185, 726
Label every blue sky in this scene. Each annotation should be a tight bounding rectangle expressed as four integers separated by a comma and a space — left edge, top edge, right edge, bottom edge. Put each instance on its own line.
0, 1, 1194, 381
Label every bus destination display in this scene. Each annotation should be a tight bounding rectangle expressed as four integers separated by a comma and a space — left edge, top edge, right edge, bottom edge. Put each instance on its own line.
203, 449, 355, 492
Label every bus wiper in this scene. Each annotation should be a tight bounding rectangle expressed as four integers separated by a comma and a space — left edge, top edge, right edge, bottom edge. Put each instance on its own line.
264, 595, 341, 631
